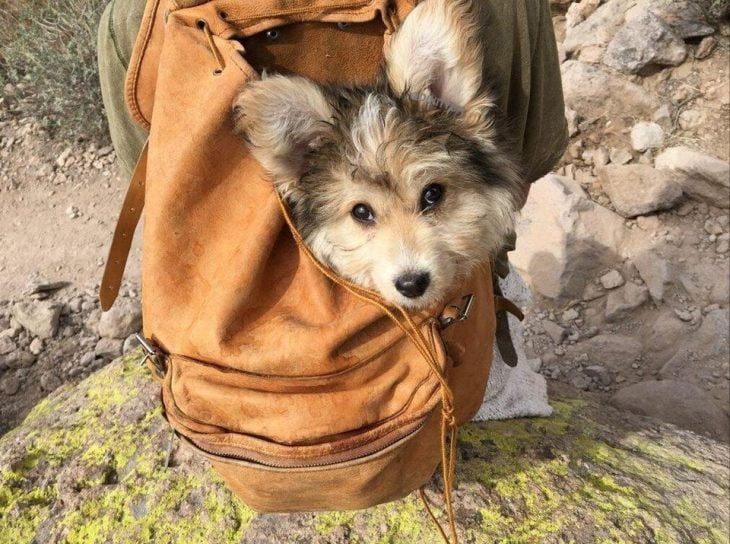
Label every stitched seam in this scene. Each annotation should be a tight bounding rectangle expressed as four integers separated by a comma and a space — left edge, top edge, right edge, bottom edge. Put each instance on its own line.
107, 0, 129, 71
126, 0, 162, 129
226, 0, 372, 22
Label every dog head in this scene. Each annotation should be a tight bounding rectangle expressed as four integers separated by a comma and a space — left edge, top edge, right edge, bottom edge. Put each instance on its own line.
233, 0, 523, 310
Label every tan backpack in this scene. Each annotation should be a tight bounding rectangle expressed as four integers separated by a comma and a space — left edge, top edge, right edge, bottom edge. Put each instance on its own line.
100, 0, 520, 541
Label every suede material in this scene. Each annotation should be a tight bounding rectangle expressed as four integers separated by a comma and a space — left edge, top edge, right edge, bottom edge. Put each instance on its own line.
209, 410, 443, 512
126, 0, 496, 511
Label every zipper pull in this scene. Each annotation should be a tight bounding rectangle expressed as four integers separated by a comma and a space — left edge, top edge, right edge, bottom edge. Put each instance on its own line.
135, 333, 167, 378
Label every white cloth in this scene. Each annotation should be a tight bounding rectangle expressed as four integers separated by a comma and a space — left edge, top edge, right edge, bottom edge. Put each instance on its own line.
472, 265, 553, 421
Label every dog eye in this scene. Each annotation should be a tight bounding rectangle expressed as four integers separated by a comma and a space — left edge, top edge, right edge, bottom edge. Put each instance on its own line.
420, 184, 444, 211
351, 203, 375, 224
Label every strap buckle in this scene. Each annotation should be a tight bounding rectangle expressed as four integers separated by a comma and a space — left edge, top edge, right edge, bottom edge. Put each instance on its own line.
136, 334, 167, 378
438, 294, 475, 330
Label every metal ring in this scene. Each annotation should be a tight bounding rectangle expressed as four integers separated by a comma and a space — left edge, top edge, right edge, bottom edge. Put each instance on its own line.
266, 29, 280, 41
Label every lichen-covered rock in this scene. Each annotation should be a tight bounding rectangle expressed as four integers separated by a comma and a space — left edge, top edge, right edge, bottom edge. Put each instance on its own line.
1, 355, 728, 544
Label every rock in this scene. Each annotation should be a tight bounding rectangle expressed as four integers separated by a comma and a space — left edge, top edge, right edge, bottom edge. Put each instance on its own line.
39, 372, 62, 392
123, 334, 140, 353
630, 122, 665, 152
592, 147, 610, 169
97, 145, 114, 157
98, 298, 142, 339
605, 282, 649, 322
679, 109, 705, 130
28, 338, 43, 356
564, 0, 635, 53
632, 0, 715, 39
0, 355, 727, 543
660, 309, 729, 399
561, 61, 660, 120
603, 11, 686, 74
678, 257, 730, 306
655, 147, 730, 209
543, 321, 567, 345
582, 282, 605, 301
584, 365, 612, 386
598, 164, 683, 218
570, 372, 592, 390
632, 250, 672, 303
0, 335, 17, 355
612, 380, 729, 441
4, 351, 36, 369
55, 146, 72, 167
0, 375, 20, 396
95, 338, 123, 361
578, 334, 643, 371
609, 147, 633, 166
673, 309, 697, 323
566, 107, 580, 137
565, 0, 601, 28
562, 308, 580, 322
80, 351, 96, 367
512, 174, 627, 300
696, 36, 717, 60
66, 205, 80, 219
578, 45, 605, 64
12, 301, 61, 339
599, 270, 625, 290
646, 310, 695, 354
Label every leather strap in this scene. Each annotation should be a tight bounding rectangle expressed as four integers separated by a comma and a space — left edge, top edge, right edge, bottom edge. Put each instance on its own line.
99, 141, 148, 311
492, 274, 525, 368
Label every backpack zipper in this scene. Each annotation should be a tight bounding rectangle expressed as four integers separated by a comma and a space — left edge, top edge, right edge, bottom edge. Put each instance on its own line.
180, 417, 428, 469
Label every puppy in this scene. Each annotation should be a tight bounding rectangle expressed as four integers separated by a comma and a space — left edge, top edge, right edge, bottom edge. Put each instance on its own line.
233, 0, 522, 311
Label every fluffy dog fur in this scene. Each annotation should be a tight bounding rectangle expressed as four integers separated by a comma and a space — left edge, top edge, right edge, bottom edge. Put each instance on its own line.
233, 0, 522, 310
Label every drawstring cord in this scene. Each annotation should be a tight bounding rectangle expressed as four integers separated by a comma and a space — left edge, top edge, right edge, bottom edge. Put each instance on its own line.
276, 195, 460, 544
198, 19, 225, 72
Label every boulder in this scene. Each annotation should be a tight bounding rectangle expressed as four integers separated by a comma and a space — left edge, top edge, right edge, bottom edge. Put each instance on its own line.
98, 297, 142, 340
631, 0, 715, 39
603, 11, 687, 74
561, 61, 660, 120
632, 250, 673, 302
599, 270, 625, 290
645, 310, 697, 356
598, 164, 683, 218
655, 147, 730, 209
564, 0, 635, 53
512, 175, 627, 300
575, 334, 644, 374
0, 355, 727, 543
660, 309, 730, 411
605, 282, 650, 322
12, 301, 61, 340
95, 338, 123, 361
612, 380, 729, 441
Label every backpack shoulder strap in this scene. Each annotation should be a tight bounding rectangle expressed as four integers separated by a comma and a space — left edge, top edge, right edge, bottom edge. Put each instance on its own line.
100, 141, 148, 311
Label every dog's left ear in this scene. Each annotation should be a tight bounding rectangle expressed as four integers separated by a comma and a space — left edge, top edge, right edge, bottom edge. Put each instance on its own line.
384, 0, 493, 135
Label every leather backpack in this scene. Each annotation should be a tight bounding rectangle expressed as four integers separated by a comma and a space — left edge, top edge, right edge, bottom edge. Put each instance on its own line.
100, 1, 520, 541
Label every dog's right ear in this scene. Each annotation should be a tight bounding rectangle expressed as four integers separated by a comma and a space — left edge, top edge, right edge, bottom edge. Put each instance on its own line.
233, 75, 334, 193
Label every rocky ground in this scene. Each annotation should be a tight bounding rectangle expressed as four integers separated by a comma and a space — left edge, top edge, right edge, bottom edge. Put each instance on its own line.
0, 0, 729, 445
513, 0, 730, 442
0, 114, 142, 435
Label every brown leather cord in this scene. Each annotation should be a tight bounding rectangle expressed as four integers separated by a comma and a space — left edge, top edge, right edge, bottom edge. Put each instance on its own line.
199, 19, 226, 71
419, 488, 451, 543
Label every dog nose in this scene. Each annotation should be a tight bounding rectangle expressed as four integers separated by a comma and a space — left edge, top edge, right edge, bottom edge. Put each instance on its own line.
395, 272, 431, 298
